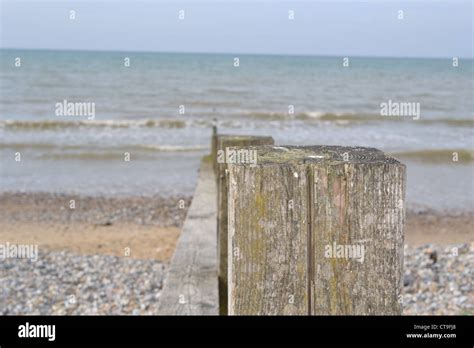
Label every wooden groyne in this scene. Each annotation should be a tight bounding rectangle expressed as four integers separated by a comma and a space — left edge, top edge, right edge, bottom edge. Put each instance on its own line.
159, 135, 406, 316
157, 157, 218, 315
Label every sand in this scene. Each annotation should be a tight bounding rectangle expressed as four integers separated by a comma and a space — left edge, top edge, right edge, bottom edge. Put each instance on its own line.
405, 212, 474, 246
0, 192, 190, 262
0, 221, 180, 261
0, 193, 473, 262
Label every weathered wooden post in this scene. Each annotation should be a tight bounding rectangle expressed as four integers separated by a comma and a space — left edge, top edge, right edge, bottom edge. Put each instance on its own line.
227, 145, 405, 315
214, 135, 274, 314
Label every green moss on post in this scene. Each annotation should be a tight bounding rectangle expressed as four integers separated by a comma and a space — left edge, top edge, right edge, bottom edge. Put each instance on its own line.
214, 135, 274, 315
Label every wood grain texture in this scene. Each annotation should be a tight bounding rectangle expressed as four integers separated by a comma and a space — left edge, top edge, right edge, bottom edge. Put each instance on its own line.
228, 162, 309, 315
227, 145, 405, 315
157, 158, 218, 315
310, 148, 405, 315
215, 135, 274, 314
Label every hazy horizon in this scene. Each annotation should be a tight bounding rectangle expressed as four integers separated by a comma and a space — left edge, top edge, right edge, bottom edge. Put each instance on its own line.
1, 1, 472, 59
2, 47, 473, 60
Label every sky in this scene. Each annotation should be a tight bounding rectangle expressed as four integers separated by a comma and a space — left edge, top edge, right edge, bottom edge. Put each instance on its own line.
0, 0, 472, 58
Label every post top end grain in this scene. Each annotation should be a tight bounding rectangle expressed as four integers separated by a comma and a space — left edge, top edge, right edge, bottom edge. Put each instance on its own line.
227, 145, 404, 166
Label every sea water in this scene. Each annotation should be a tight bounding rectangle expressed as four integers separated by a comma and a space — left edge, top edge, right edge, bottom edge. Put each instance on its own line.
1, 49, 472, 212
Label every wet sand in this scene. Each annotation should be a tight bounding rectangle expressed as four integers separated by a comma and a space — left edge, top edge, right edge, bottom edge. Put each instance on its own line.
0, 192, 192, 262
405, 212, 474, 246
0, 221, 180, 261
0, 192, 472, 262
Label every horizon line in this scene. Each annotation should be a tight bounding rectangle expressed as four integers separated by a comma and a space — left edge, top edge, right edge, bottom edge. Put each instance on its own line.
1, 47, 473, 60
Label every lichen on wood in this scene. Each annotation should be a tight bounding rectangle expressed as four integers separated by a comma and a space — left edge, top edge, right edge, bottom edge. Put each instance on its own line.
214, 135, 274, 314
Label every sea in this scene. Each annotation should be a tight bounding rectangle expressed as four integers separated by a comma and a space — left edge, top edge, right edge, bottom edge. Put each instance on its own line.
1, 49, 473, 213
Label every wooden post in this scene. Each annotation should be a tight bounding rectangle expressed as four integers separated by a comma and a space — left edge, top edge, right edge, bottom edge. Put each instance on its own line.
215, 135, 274, 315
227, 145, 405, 315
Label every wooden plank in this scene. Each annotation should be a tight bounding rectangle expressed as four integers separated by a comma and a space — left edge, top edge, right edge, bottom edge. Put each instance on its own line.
310, 147, 405, 315
228, 160, 309, 315
214, 135, 274, 314
227, 145, 405, 315
157, 157, 218, 315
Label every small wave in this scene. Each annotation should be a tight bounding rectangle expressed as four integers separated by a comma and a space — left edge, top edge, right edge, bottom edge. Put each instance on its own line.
39, 152, 134, 160
39, 147, 207, 160
427, 119, 474, 127
0, 119, 188, 130
392, 149, 474, 163
242, 111, 474, 127
137, 145, 207, 152
0, 142, 59, 150
242, 110, 380, 122
1, 114, 472, 131
0, 142, 207, 154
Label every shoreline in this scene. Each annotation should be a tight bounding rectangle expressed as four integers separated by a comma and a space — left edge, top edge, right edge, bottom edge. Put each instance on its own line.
0, 192, 472, 258
0, 192, 192, 262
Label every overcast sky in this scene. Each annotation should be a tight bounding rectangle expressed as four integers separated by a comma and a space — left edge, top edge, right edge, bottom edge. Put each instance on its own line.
1, 0, 472, 58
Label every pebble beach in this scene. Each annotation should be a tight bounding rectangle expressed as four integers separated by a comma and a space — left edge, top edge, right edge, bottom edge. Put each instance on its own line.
403, 244, 473, 315
0, 192, 473, 315
0, 250, 167, 315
